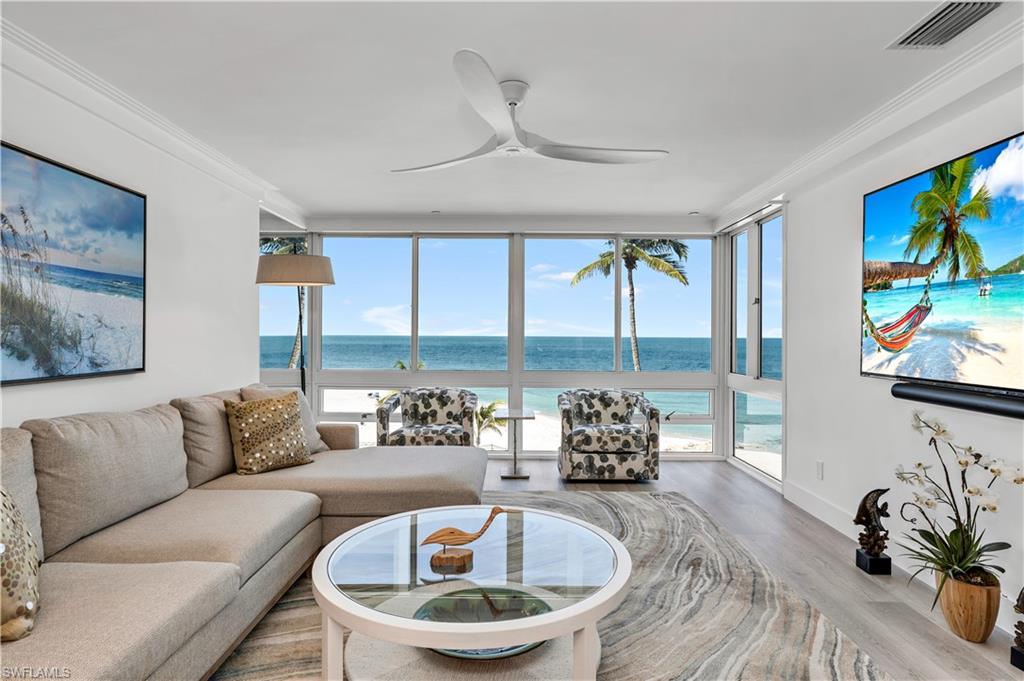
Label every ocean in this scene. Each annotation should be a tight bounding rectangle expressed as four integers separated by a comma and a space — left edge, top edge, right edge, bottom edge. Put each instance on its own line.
260, 335, 784, 451
43, 262, 144, 300
262, 335, 784, 375
863, 271, 1023, 327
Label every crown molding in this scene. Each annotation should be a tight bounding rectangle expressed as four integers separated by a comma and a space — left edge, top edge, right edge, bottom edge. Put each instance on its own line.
1, 19, 306, 227
714, 14, 1024, 230
305, 213, 713, 234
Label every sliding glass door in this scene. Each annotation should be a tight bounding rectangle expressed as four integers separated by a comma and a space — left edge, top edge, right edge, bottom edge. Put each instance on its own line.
727, 211, 784, 482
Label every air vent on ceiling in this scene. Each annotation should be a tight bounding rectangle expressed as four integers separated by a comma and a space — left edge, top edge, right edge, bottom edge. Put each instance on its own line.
890, 2, 1001, 49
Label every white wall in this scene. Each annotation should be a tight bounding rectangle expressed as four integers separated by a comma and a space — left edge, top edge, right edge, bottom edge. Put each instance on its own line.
0, 65, 260, 426
785, 84, 1024, 632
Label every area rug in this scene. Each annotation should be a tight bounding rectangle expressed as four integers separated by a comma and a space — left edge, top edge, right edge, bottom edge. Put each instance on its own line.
212, 491, 890, 681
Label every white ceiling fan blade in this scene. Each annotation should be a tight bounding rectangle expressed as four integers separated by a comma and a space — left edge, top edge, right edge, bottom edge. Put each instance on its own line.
532, 143, 668, 165
390, 137, 499, 173
452, 49, 516, 143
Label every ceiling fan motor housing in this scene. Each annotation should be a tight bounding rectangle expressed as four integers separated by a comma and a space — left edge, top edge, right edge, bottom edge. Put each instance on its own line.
500, 80, 530, 107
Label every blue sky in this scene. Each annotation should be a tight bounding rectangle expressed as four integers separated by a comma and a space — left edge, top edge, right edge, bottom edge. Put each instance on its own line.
864, 134, 1024, 282
1, 145, 144, 277
261, 236, 716, 337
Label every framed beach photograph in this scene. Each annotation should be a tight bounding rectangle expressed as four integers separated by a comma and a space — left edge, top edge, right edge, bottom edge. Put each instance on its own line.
1, 142, 145, 385
861, 132, 1024, 396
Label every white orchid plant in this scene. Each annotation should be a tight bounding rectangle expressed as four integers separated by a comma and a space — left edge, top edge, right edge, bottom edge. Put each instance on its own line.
895, 412, 1022, 606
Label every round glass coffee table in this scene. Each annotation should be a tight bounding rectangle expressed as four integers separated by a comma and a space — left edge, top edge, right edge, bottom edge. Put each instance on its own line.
312, 505, 631, 681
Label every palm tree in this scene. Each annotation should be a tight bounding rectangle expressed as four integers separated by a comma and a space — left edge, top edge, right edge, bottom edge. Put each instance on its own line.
259, 237, 306, 369
863, 157, 990, 289
475, 400, 508, 447
572, 239, 689, 371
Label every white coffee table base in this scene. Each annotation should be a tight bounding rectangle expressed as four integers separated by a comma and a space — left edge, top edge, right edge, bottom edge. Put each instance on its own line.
324, 587, 601, 681
343, 628, 590, 680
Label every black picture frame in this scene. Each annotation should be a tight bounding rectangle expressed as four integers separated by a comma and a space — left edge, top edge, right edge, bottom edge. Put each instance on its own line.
860, 131, 1024, 399
1, 141, 146, 386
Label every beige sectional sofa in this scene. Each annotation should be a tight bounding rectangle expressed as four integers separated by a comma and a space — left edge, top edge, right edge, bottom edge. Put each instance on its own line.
1, 386, 488, 680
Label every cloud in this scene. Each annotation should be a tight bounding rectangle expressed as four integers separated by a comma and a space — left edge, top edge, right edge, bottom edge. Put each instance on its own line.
529, 263, 556, 273
434, 326, 505, 336
360, 304, 410, 334
525, 318, 603, 335
865, 234, 875, 242
75, 192, 145, 239
971, 136, 1024, 201
538, 271, 576, 282
890, 234, 910, 245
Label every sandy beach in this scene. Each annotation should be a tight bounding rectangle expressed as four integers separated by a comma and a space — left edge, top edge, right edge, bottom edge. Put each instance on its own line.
341, 409, 714, 453
862, 318, 1023, 391
2, 282, 143, 380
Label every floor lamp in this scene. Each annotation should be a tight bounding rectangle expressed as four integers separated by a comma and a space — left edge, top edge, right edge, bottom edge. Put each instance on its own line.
255, 253, 334, 393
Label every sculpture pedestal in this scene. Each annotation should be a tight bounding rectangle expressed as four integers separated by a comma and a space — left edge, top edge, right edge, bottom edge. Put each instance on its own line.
430, 548, 473, 575
856, 549, 891, 575
1011, 645, 1024, 671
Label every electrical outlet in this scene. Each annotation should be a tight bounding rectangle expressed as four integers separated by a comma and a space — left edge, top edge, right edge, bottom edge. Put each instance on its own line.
816, 460, 824, 480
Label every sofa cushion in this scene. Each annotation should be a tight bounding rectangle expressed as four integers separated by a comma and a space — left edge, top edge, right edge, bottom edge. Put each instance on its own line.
0, 428, 43, 562
225, 392, 312, 475
241, 385, 329, 454
200, 446, 486, 517
0, 561, 238, 681
170, 390, 241, 487
386, 424, 469, 446
570, 424, 647, 453
23, 405, 188, 558
48, 489, 319, 585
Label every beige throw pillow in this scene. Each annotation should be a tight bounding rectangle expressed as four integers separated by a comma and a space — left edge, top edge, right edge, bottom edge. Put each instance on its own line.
224, 393, 312, 475
240, 385, 329, 454
1, 487, 40, 641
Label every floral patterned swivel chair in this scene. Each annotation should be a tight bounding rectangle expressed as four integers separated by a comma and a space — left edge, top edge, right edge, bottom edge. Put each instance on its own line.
557, 389, 660, 481
377, 388, 478, 446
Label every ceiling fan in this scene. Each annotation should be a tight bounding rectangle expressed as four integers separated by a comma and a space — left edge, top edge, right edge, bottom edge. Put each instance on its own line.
391, 49, 669, 173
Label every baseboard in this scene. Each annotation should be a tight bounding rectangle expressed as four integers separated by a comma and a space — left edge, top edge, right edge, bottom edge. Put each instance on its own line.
782, 479, 858, 540
783, 479, 1016, 635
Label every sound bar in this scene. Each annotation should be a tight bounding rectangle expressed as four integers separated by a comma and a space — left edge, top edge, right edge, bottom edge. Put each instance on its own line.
891, 382, 1024, 420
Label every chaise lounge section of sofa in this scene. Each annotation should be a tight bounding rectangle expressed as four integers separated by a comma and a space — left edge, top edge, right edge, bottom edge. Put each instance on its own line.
1, 387, 488, 680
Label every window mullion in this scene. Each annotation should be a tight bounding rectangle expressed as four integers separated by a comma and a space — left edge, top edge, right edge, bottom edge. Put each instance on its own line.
410, 234, 419, 378
308, 232, 324, 417
509, 234, 524, 415
614, 236, 623, 372
747, 225, 761, 379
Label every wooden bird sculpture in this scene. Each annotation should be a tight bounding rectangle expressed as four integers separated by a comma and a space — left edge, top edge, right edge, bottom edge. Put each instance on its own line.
422, 506, 507, 550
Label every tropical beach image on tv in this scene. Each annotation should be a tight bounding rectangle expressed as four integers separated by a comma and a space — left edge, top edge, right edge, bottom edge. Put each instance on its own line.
1, 143, 145, 384
862, 133, 1024, 394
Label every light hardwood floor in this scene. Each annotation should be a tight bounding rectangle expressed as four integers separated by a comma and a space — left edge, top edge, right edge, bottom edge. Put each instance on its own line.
485, 459, 1021, 681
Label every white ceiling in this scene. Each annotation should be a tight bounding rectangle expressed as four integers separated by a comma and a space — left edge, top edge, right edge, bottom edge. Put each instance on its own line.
3, 2, 1017, 218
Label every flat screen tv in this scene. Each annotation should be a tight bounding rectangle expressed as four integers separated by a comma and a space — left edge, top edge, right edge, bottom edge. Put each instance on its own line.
862, 132, 1024, 397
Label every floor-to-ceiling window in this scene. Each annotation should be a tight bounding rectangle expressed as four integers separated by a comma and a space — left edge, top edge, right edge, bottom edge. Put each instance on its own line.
418, 237, 509, 370
523, 238, 614, 371
260, 232, 718, 459
321, 237, 412, 370
726, 209, 785, 482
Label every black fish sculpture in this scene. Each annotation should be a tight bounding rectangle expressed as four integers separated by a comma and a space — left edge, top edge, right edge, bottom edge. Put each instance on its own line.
853, 488, 890, 557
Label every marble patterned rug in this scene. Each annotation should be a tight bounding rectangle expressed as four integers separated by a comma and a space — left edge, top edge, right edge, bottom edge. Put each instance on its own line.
212, 491, 890, 681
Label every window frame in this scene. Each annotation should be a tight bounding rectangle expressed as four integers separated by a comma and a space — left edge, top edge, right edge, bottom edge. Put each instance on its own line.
723, 207, 786, 488
261, 231, 720, 458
